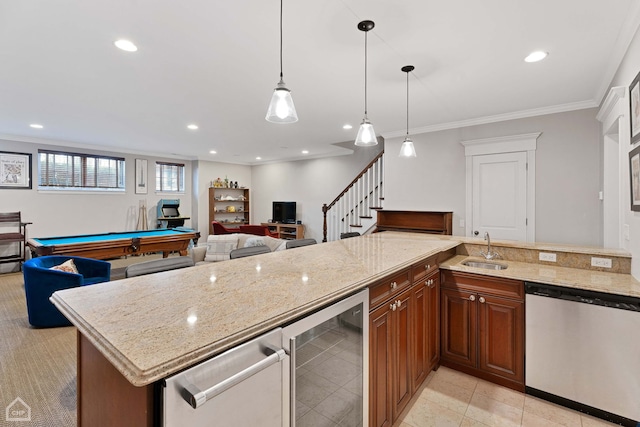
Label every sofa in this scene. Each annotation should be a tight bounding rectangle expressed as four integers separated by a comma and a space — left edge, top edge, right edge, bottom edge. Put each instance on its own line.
190, 233, 288, 265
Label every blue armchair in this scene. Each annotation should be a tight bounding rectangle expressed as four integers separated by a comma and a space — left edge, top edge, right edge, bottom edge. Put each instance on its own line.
22, 256, 111, 327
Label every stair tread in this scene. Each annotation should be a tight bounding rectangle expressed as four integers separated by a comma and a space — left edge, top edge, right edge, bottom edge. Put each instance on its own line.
349, 224, 364, 228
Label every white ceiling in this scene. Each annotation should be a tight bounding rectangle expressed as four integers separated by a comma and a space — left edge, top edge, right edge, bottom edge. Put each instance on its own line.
1, 1, 639, 164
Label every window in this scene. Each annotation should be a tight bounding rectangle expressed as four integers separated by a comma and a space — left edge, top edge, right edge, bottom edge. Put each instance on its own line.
156, 162, 185, 193
38, 150, 125, 191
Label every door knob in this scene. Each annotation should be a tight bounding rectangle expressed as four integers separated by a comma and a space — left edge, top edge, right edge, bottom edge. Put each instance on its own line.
469, 295, 476, 302
474, 231, 479, 236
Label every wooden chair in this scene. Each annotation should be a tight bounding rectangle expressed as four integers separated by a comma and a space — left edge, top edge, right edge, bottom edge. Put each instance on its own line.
0, 212, 31, 270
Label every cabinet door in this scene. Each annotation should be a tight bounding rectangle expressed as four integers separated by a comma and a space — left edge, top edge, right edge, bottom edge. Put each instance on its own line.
411, 271, 439, 393
440, 287, 476, 368
412, 283, 428, 393
477, 294, 524, 383
369, 303, 393, 427
392, 288, 413, 419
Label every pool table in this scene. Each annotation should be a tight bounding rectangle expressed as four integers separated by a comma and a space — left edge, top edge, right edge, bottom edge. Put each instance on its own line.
27, 229, 200, 260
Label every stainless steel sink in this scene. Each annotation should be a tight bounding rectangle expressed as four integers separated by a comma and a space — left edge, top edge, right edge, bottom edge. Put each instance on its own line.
461, 260, 508, 270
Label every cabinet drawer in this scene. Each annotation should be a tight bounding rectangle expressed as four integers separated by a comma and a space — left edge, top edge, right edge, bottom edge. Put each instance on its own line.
441, 270, 524, 301
412, 256, 438, 284
369, 269, 411, 309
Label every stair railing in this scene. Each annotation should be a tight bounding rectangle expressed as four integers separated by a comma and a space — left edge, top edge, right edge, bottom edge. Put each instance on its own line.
322, 151, 384, 242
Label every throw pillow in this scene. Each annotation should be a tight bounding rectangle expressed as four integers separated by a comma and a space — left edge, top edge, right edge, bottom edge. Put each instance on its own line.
244, 237, 266, 248
50, 259, 79, 274
204, 234, 239, 262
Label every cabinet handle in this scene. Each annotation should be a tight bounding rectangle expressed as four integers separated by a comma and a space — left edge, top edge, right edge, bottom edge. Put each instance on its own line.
391, 303, 397, 311
396, 299, 402, 308
479, 296, 486, 303
425, 279, 435, 287
430, 280, 436, 288
425, 264, 431, 270
390, 281, 397, 290
469, 295, 476, 302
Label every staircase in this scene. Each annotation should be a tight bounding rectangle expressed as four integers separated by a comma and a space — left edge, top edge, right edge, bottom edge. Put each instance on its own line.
322, 151, 384, 242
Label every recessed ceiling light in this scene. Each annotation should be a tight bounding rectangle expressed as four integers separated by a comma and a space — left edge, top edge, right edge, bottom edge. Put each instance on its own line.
187, 124, 198, 130
343, 124, 353, 130
256, 156, 262, 160
524, 51, 548, 63
209, 150, 217, 154
302, 150, 309, 154
114, 39, 138, 52
30, 124, 43, 129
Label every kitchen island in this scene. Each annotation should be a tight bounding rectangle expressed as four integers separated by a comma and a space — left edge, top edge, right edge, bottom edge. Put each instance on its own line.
50, 231, 640, 426
51, 231, 459, 426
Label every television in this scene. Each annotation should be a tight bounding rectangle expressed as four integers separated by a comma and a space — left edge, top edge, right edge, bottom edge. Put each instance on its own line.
272, 201, 296, 224
161, 206, 179, 218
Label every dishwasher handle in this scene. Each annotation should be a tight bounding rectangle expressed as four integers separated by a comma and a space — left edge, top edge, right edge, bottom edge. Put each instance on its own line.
183, 347, 287, 409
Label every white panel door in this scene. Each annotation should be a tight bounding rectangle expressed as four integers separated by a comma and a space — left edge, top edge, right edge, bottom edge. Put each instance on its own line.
472, 152, 527, 241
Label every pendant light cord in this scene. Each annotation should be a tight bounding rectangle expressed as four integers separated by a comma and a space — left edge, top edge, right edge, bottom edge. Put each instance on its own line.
364, 30, 368, 117
279, 0, 283, 80
406, 71, 409, 135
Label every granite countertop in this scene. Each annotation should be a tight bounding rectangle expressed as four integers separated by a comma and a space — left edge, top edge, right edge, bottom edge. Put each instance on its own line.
440, 255, 640, 298
50, 231, 640, 387
51, 231, 459, 387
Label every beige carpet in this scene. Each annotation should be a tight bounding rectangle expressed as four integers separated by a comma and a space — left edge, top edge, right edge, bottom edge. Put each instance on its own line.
0, 254, 170, 427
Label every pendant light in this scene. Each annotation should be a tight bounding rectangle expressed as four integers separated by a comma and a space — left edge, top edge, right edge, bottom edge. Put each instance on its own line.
399, 65, 417, 157
355, 20, 377, 146
266, 0, 298, 123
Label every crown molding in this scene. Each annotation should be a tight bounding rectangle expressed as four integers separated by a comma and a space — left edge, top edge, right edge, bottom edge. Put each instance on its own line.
381, 100, 597, 139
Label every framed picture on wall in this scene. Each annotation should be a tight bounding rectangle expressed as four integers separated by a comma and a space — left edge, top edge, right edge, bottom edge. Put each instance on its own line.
629, 144, 640, 211
631, 70, 640, 145
0, 151, 32, 189
135, 158, 148, 194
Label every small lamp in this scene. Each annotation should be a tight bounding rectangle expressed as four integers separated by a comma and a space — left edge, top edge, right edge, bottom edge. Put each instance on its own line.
266, 0, 298, 123
355, 20, 377, 147
399, 65, 417, 158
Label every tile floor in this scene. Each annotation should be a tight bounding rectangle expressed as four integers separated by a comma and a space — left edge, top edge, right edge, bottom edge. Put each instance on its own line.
397, 366, 620, 427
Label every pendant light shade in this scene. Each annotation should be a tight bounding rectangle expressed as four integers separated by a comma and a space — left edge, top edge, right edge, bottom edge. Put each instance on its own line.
399, 65, 417, 157
266, 0, 298, 124
355, 20, 377, 147
266, 80, 297, 123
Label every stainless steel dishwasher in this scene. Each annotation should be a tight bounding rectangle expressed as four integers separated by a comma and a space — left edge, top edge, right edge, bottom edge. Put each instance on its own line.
525, 282, 640, 426
162, 327, 287, 426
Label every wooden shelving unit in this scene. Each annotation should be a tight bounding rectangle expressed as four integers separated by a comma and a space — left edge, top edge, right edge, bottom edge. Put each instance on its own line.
261, 223, 304, 240
209, 188, 250, 230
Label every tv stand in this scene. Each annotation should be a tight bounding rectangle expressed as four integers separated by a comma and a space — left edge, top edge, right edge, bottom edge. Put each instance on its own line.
261, 223, 304, 240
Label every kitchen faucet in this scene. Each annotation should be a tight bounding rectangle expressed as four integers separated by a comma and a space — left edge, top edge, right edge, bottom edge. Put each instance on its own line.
480, 232, 500, 260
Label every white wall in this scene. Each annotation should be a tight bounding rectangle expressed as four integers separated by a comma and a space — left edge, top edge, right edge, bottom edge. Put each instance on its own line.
607, 24, 640, 277
0, 139, 194, 271
385, 108, 602, 246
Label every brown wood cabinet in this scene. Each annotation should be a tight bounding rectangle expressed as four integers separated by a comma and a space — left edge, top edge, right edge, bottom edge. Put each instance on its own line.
440, 270, 525, 391
369, 255, 440, 427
